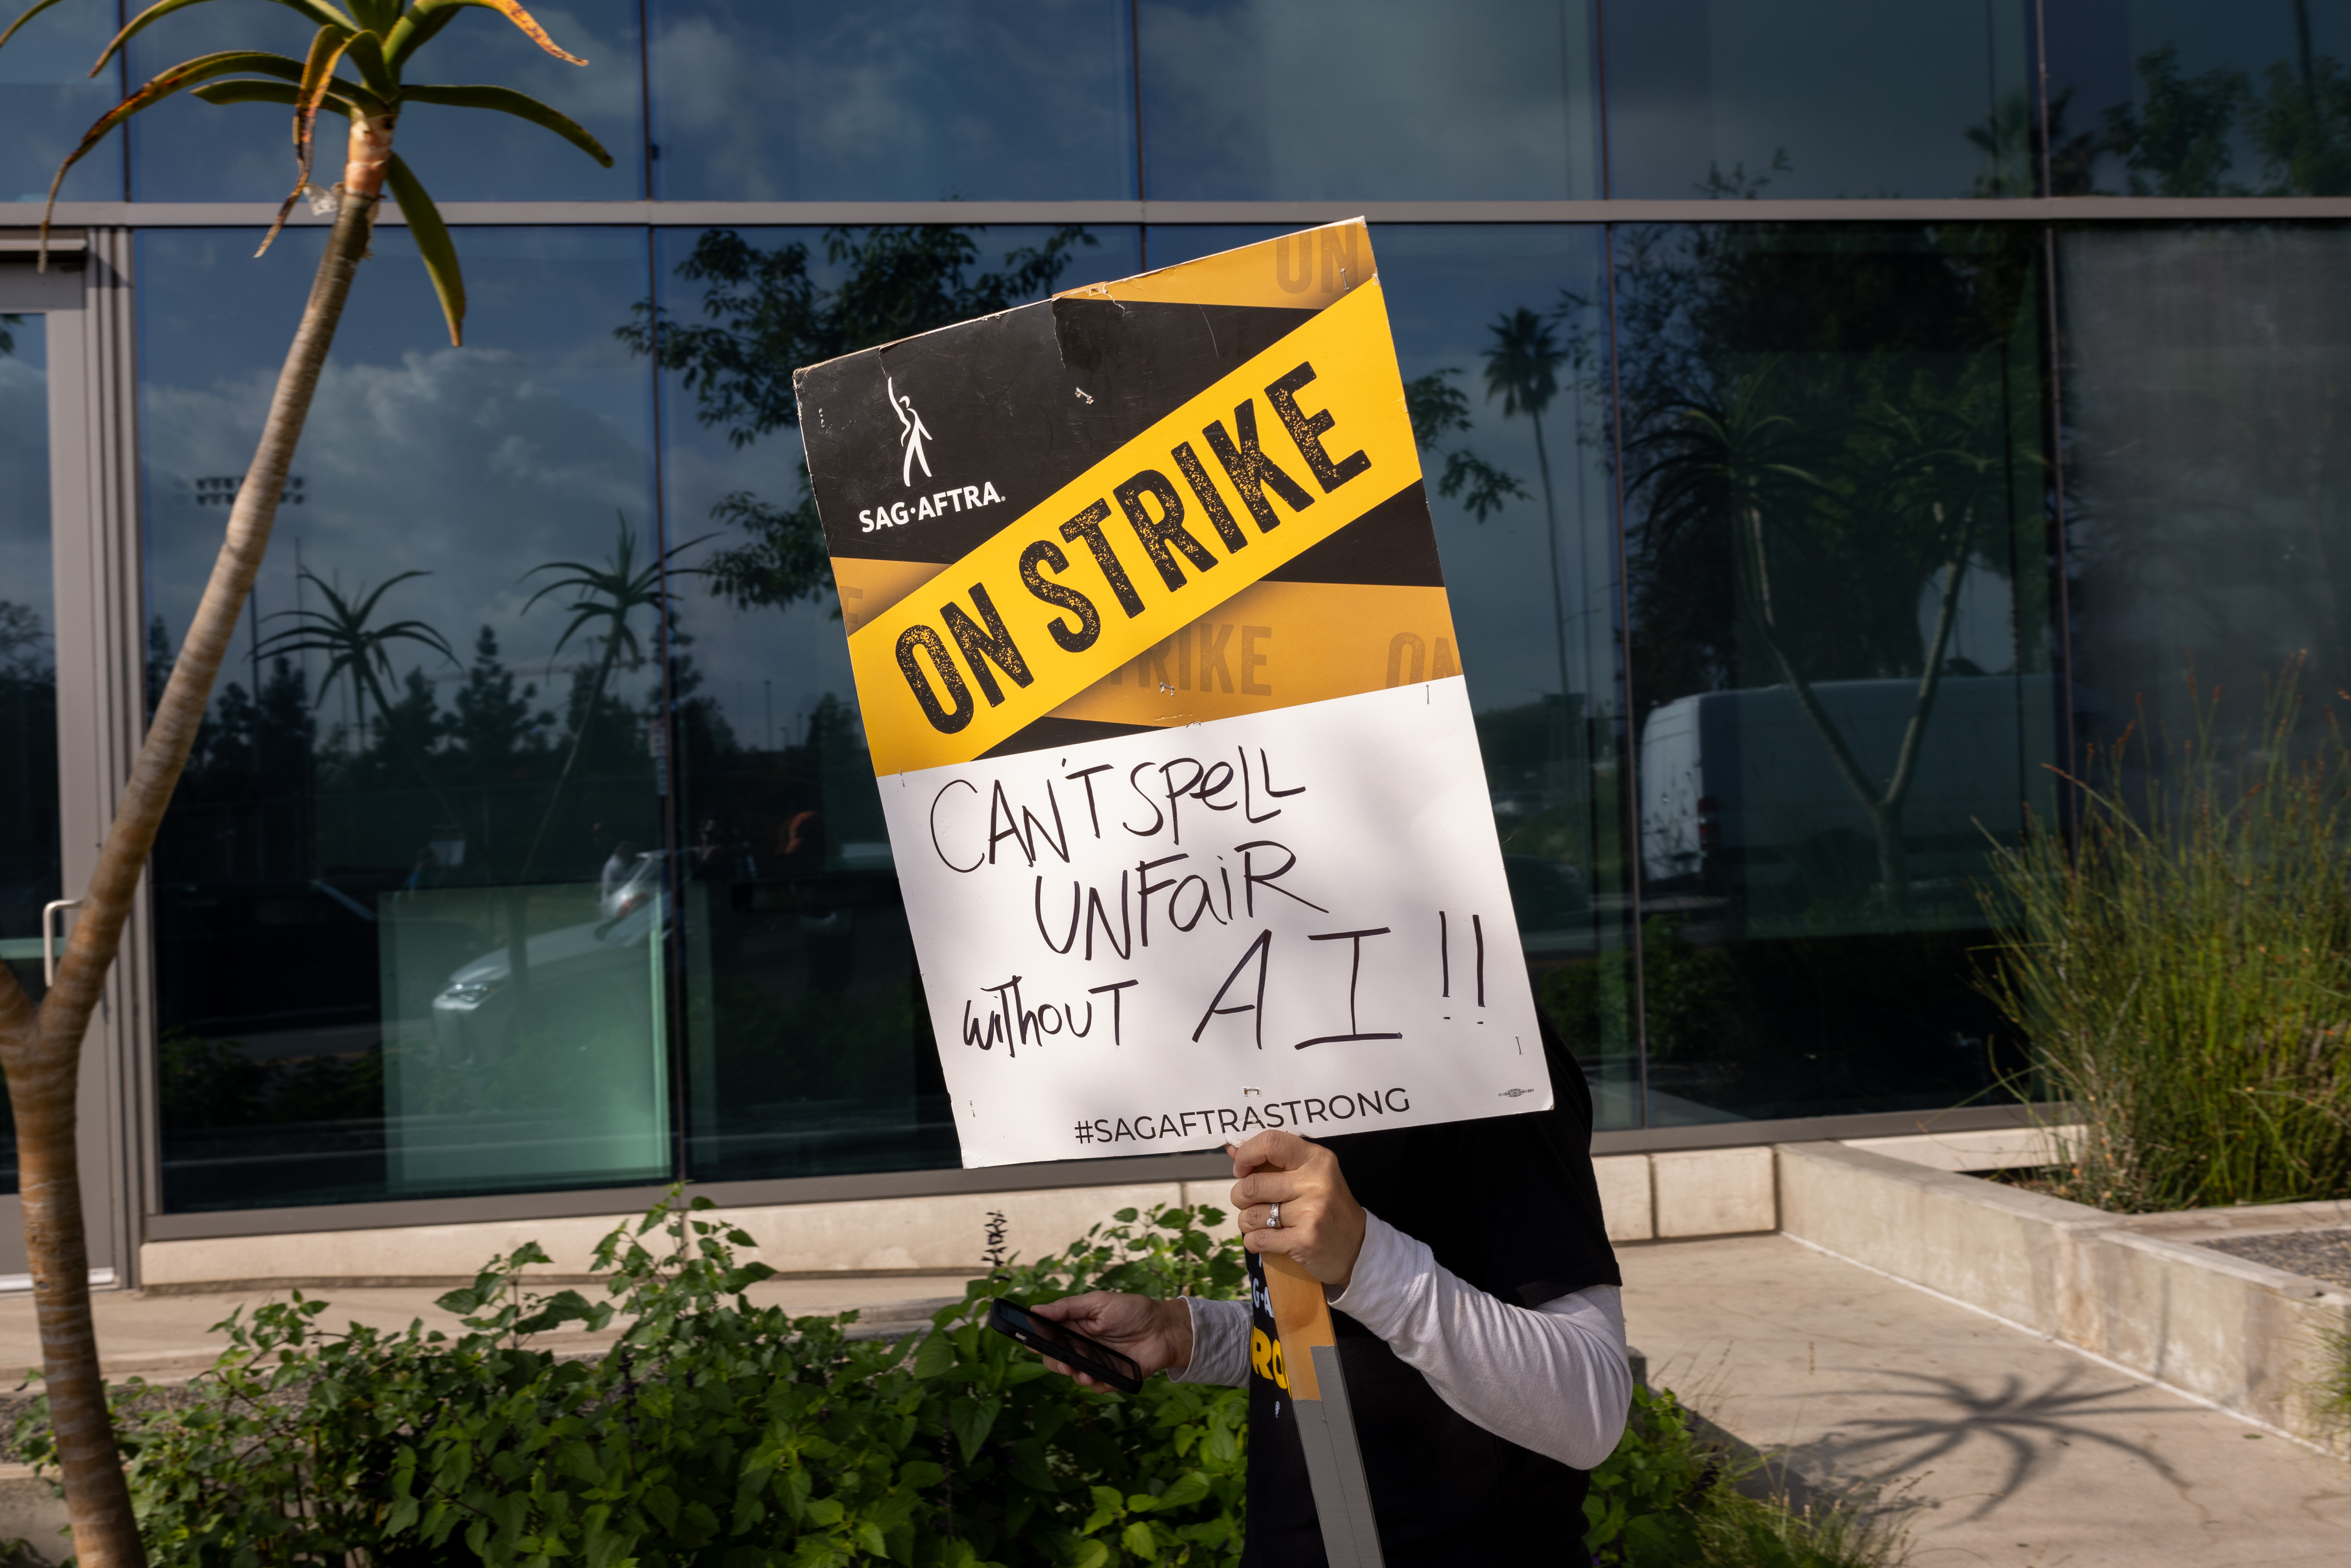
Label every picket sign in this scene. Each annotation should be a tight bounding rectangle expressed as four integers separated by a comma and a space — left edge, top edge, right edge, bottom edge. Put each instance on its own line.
798, 221, 1541, 1565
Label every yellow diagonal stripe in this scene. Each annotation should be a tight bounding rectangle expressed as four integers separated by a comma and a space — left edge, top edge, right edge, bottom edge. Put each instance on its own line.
847, 278, 1421, 775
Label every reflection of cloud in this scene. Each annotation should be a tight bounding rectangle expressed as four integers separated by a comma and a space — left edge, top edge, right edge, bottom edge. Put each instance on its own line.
1141, 0, 1585, 200
144, 345, 652, 684
651, 0, 1130, 200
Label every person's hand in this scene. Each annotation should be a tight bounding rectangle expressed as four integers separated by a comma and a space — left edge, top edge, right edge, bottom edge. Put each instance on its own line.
1228, 1130, 1367, 1290
1027, 1291, 1193, 1388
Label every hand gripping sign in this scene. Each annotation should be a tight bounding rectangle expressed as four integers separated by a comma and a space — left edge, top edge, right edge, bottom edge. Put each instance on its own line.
796, 221, 1548, 1171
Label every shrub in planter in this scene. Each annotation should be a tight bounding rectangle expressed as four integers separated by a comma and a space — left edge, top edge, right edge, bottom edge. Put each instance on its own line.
1983, 676, 2351, 1212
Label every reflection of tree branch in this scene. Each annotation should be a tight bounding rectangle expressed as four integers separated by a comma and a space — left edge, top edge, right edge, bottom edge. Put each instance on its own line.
1405, 369, 1528, 522
700, 482, 833, 615
619, 225, 1100, 615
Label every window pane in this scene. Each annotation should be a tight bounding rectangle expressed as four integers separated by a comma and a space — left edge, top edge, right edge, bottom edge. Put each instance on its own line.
2044, 0, 2351, 195
0, 0, 121, 202
648, 0, 1137, 200
141, 228, 666, 1211
1616, 224, 2054, 1121
1139, 1, 1599, 200
2062, 225, 2351, 746
1146, 224, 1641, 1127
650, 224, 1144, 1181
0, 312, 53, 1191
129, 0, 643, 202
1604, 0, 2033, 199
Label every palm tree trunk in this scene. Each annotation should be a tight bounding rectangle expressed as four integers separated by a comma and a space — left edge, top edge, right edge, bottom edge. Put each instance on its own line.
1872, 520, 1977, 909
1529, 411, 1572, 703
1739, 503, 1977, 917
0, 112, 394, 1568
519, 635, 620, 881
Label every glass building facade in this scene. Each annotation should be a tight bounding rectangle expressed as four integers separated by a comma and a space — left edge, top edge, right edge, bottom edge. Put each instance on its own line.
7, 0, 2351, 1235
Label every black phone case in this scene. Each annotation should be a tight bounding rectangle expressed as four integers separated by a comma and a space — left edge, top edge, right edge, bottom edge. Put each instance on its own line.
987, 1298, 1145, 1393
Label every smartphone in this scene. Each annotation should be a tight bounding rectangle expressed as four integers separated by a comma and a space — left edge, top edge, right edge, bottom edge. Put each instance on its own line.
987, 1297, 1145, 1394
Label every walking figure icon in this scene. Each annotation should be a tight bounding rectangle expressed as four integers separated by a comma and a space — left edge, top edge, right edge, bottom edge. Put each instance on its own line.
889, 377, 933, 487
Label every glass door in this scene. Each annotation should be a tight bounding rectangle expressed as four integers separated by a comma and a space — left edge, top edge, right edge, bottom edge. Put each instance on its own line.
0, 305, 59, 985
0, 243, 130, 1288
0, 296, 57, 1274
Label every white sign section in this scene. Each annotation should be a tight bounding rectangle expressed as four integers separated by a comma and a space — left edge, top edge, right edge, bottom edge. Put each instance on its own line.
880, 677, 1548, 1168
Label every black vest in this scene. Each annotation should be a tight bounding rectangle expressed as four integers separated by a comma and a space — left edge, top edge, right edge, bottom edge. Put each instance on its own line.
1237, 1016, 1619, 1566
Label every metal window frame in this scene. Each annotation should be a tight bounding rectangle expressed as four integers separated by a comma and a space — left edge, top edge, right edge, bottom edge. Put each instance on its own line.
45, 197, 2351, 228
2, 228, 149, 1283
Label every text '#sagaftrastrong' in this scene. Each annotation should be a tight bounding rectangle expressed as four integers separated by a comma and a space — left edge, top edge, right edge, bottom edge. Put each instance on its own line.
1069, 1086, 1411, 1146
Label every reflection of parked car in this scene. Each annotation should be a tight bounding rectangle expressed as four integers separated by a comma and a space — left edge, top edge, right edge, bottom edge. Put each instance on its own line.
1503, 854, 1591, 930
599, 851, 661, 920
1490, 790, 1550, 819
430, 858, 664, 1060
1637, 675, 2063, 895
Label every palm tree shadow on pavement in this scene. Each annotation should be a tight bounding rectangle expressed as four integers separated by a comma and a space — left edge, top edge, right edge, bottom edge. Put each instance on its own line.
1768, 1362, 2197, 1527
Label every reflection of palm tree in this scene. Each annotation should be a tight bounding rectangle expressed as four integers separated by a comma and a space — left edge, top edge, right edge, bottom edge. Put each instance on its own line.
258, 569, 457, 810
1482, 308, 1572, 702
517, 515, 705, 878
1632, 367, 2004, 912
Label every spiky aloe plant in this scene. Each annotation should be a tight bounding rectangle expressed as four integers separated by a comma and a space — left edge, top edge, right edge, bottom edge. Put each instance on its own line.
0, 4, 608, 1561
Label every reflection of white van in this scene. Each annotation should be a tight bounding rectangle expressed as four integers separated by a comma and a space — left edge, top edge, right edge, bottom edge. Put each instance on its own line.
1638, 676, 2059, 892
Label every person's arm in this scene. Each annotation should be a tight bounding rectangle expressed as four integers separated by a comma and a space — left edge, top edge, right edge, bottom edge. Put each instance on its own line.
1166, 1296, 1251, 1387
1027, 1291, 1194, 1388
1225, 1129, 1630, 1469
1328, 1213, 1629, 1469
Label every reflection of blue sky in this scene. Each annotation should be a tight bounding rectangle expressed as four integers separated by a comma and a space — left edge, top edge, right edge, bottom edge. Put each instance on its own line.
657, 226, 1144, 748
0, 0, 120, 203
1139, 0, 1598, 200
1151, 225, 1616, 719
1606, 0, 2028, 199
126, 0, 643, 202
140, 228, 658, 720
649, 0, 1135, 200
0, 317, 49, 633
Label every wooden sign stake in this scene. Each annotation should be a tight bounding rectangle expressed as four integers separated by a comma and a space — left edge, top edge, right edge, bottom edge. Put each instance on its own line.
1264, 1254, 1386, 1567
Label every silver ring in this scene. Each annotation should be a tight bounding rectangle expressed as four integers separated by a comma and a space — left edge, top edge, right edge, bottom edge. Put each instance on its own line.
1267, 1202, 1282, 1230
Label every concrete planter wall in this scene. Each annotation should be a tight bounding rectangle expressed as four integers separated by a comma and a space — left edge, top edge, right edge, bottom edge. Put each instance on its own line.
1777, 1141, 2351, 1456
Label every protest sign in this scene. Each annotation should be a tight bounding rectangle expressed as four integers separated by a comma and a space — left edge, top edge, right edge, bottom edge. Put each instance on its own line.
796, 221, 1547, 1168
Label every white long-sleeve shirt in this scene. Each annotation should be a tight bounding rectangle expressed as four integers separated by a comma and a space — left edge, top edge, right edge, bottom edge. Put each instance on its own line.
1168, 1212, 1631, 1470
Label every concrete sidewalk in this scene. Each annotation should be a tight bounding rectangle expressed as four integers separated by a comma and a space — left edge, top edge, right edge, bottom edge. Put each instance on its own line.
0, 1272, 982, 1384
1622, 1234, 2351, 1567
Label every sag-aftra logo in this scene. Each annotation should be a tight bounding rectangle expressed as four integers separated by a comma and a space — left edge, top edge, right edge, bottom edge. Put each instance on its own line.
858, 376, 1007, 534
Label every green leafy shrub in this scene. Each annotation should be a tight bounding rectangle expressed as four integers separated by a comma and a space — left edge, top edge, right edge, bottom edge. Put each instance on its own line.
1981, 676, 2351, 1212
13, 1194, 1245, 1567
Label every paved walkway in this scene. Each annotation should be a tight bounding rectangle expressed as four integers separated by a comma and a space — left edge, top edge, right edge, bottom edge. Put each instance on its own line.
1621, 1234, 2351, 1567
0, 1273, 981, 1382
